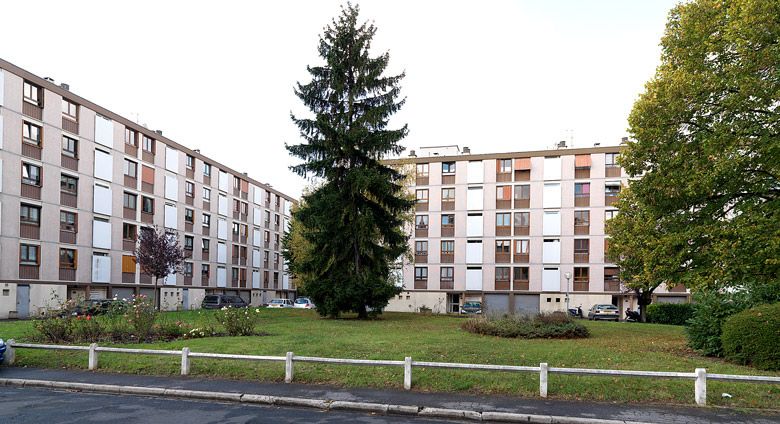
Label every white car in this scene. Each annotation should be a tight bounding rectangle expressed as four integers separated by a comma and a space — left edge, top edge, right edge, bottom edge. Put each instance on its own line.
294, 297, 316, 309
267, 299, 293, 308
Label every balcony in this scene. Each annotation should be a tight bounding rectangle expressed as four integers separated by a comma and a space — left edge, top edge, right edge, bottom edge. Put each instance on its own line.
496, 199, 511, 209
62, 117, 79, 134
203, 201, 211, 211
514, 169, 530, 181
513, 279, 529, 291
441, 174, 455, 184
441, 225, 454, 237
202, 226, 210, 236
232, 256, 240, 265
514, 225, 529, 236
440, 252, 454, 263
142, 150, 154, 163
233, 187, 241, 197
415, 176, 429, 186
61, 191, 77, 208
414, 278, 427, 290
575, 167, 590, 179
574, 252, 589, 263
574, 224, 590, 235
574, 195, 590, 207
141, 212, 154, 224
60, 229, 77, 244
59, 268, 76, 281
125, 143, 138, 157
140, 273, 153, 284
203, 175, 211, 186
20, 223, 40, 239
441, 200, 455, 211
415, 202, 428, 212
61, 154, 79, 172
604, 280, 621, 292
495, 225, 511, 237
605, 165, 622, 178
185, 222, 194, 232
19, 264, 39, 279
494, 279, 510, 291
23, 102, 43, 120
513, 253, 529, 263
440, 278, 454, 290
184, 276, 193, 286
21, 183, 41, 200
514, 198, 529, 209
495, 252, 511, 263
186, 195, 194, 206
186, 168, 194, 179
123, 239, 136, 252
415, 227, 428, 238
241, 191, 249, 201
496, 172, 512, 183
414, 252, 427, 264
573, 280, 589, 292
123, 272, 136, 284
123, 207, 136, 220
201, 250, 210, 261
142, 182, 154, 194
605, 194, 619, 207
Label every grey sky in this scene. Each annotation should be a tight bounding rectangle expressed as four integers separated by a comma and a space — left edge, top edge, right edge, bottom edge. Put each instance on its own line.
1, 0, 677, 197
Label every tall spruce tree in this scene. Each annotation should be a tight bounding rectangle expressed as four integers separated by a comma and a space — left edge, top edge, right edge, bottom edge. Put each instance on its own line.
285, 4, 412, 318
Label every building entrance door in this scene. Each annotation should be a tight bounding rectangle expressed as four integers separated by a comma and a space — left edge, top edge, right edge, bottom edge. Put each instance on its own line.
16, 285, 30, 318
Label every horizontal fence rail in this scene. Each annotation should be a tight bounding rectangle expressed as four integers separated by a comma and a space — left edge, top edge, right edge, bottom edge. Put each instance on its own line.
4, 340, 779, 406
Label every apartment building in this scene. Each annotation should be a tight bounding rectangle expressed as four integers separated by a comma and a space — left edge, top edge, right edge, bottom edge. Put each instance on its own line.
0, 59, 294, 318
386, 145, 689, 315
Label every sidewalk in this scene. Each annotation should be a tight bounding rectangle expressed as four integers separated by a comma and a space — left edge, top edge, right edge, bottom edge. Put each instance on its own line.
1, 367, 777, 423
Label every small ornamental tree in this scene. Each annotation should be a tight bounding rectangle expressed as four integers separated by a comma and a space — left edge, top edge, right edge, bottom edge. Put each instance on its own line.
135, 226, 186, 310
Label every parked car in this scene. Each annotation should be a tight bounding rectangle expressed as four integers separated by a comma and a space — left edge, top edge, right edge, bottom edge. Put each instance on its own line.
460, 301, 482, 315
0, 338, 6, 364
267, 299, 294, 308
201, 295, 248, 309
587, 304, 620, 321
293, 297, 316, 309
61, 299, 127, 317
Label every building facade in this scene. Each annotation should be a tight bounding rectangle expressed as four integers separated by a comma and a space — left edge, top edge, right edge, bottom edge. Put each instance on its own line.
386, 145, 689, 316
0, 59, 294, 318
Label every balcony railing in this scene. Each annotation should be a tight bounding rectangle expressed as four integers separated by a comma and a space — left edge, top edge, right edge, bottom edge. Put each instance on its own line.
415, 227, 428, 238
414, 253, 427, 264
440, 252, 454, 263
513, 280, 529, 291
61, 155, 78, 172
514, 225, 529, 236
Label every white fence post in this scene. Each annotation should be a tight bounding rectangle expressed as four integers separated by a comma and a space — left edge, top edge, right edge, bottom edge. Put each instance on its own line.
181, 347, 190, 376
695, 368, 707, 406
539, 363, 548, 398
404, 357, 412, 390
285, 352, 294, 383
88, 343, 98, 370
2, 339, 16, 366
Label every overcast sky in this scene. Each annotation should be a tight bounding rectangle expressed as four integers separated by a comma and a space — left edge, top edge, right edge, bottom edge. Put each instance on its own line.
1, 0, 677, 197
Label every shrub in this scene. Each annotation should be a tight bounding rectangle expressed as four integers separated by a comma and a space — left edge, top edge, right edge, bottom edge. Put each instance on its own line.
462, 312, 589, 339
721, 303, 780, 371
70, 315, 104, 343
215, 307, 262, 336
686, 291, 750, 356
32, 316, 73, 343
155, 319, 191, 340
646, 303, 694, 325
124, 295, 157, 342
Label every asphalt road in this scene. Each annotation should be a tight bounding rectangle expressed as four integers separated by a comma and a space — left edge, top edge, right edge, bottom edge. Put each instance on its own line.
0, 386, 451, 424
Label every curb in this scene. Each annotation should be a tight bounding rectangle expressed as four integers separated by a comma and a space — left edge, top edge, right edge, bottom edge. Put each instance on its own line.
0, 378, 651, 424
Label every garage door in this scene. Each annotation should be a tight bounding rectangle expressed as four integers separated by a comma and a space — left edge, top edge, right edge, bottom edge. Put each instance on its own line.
112, 287, 135, 301
484, 294, 509, 315
513, 294, 539, 316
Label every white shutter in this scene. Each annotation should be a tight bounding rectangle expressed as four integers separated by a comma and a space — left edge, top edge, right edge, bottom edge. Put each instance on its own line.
284, 200, 291, 216
92, 255, 111, 283
164, 204, 177, 229
252, 249, 261, 265
218, 194, 228, 216
544, 157, 561, 180
252, 270, 260, 289
542, 211, 561, 235
542, 267, 560, 291
466, 268, 483, 291
217, 242, 227, 264
165, 146, 178, 172
283, 273, 290, 290
94, 150, 113, 182
0, 70, 4, 107
253, 185, 262, 204
217, 219, 227, 240
252, 229, 261, 247
543, 183, 561, 208
467, 161, 483, 184
94, 115, 114, 148
217, 267, 227, 287
466, 214, 483, 237
92, 220, 111, 249
0, 115, 4, 149
253, 208, 262, 224
466, 241, 483, 264
467, 187, 483, 210
93, 184, 112, 215
219, 170, 229, 191
165, 175, 178, 200
543, 239, 561, 263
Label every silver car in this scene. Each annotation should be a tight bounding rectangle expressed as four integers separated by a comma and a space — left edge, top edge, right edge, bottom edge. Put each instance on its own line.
587, 304, 620, 321
267, 298, 294, 308
294, 297, 316, 309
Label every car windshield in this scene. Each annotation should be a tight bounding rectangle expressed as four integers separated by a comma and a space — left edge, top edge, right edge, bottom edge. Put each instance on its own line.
463, 302, 481, 308
295, 299, 308, 304
203, 296, 219, 303
598, 305, 618, 310
271, 300, 283, 304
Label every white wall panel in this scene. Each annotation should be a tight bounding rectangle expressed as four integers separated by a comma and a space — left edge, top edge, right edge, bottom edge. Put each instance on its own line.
217, 267, 227, 287
467, 161, 483, 184
218, 218, 227, 240
92, 255, 111, 283
93, 184, 112, 215
164, 204, 177, 229
466, 241, 483, 264
218, 194, 228, 216
217, 242, 227, 264
92, 220, 111, 249
543, 211, 561, 235
94, 115, 114, 148
466, 268, 483, 291
543, 183, 561, 208
467, 187, 483, 210
252, 270, 260, 289
543, 239, 561, 263
466, 214, 483, 237
252, 229, 261, 247
165, 175, 178, 200
94, 150, 113, 182
544, 157, 561, 180
219, 170, 229, 191
542, 267, 560, 291
165, 146, 178, 172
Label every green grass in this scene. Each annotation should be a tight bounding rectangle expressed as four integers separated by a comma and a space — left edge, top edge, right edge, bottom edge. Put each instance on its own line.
2, 309, 779, 409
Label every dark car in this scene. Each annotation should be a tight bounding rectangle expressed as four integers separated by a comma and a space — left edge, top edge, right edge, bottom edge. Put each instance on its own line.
460, 301, 482, 315
587, 304, 620, 321
201, 295, 248, 309
63, 299, 127, 317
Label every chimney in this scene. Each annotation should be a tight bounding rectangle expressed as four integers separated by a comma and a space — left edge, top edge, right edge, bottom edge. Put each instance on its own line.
44, 77, 55, 83
155, 130, 163, 135
408, 150, 416, 157
620, 137, 629, 144
60, 83, 70, 91
462, 146, 471, 154
593, 142, 601, 147
557, 140, 567, 149
194, 149, 201, 154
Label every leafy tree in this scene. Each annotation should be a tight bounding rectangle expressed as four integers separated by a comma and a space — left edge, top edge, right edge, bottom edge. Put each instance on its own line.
285, 3, 412, 318
135, 226, 186, 310
609, 0, 780, 302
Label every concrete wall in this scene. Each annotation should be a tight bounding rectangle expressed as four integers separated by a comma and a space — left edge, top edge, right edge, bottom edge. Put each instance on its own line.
386, 291, 447, 314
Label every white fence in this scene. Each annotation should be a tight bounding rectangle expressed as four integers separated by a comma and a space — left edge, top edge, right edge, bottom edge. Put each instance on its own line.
6, 340, 780, 406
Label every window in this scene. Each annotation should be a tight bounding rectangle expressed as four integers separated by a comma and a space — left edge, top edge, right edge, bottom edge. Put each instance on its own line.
20, 204, 41, 225
496, 186, 511, 200
142, 196, 154, 214
514, 212, 529, 227
23, 122, 42, 146
496, 267, 511, 281
414, 267, 428, 281
574, 267, 589, 290
233, 176, 241, 190
515, 239, 529, 254
574, 239, 590, 255
202, 264, 210, 278
497, 159, 512, 173
202, 213, 211, 227
60, 174, 78, 194
20, 244, 39, 265
124, 159, 138, 178
514, 267, 530, 281
60, 211, 77, 232
23, 81, 41, 105
185, 209, 194, 223
184, 262, 193, 277
185, 181, 194, 197
59, 248, 77, 269
441, 188, 455, 201
605, 153, 618, 167
62, 136, 78, 158
125, 128, 138, 146
122, 223, 137, 240
605, 183, 622, 195
416, 189, 429, 205
62, 99, 78, 120
605, 210, 618, 220
232, 267, 240, 281
123, 192, 137, 209
496, 240, 511, 253
441, 214, 454, 227
442, 162, 455, 174
202, 239, 210, 251
440, 267, 454, 281
184, 235, 194, 251
203, 187, 211, 201
186, 155, 194, 169
416, 163, 429, 177
22, 163, 42, 186
514, 185, 530, 200
441, 240, 454, 254
203, 163, 212, 177
415, 215, 429, 229
415, 241, 428, 255
496, 213, 511, 227
574, 210, 590, 226
142, 135, 155, 153
232, 222, 240, 235
575, 183, 590, 198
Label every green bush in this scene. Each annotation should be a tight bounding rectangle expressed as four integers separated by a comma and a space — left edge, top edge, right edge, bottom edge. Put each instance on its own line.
646, 303, 694, 325
686, 290, 750, 357
214, 307, 262, 336
70, 315, 104, 343
721, 303, 780, 371
32, 317, 73, 343
125, 295, 157, 342
462, 312, 589, 339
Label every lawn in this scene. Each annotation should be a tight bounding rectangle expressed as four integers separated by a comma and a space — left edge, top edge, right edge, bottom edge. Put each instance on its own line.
1, 309, 778, 409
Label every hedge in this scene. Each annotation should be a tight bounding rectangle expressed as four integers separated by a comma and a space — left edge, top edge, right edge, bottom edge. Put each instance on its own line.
646, 302, 694, 325
721, 303, 780, 371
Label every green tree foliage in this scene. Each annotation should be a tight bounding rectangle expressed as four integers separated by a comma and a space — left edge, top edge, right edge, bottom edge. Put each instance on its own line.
285, 4, 412, 318
721, 303, 780, 370
608, 0, 780, 306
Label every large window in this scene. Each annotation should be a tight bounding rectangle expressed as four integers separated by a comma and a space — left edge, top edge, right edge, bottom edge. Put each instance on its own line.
441, 188, 455, 201
60, 174, 78, 194
185, 181, 195, 197
62, 136, 78, 158
203, 163, 212, 177
123, 192, 137, 209
124, 159, 138, 178
62, 99, 78, 120
574, 182, 590, 198
497, 159, 512, 174
514, 185, 530, 200
142, 196, 154, 214
441, 240, 454, 254
442, 162, 455, 174
415, 241, 428, 255
20, 244, 39, 265
515, 239, 529, 254
514, 212, 529, 227
202, 213, 211, 227
415, 215, 429, 229
416, 163, 429, 178
605, 153, 618, 167
203, 187, 211, 201
20, 204, 41, 225
142, 135, 155, 153
23, 81, 41, 105
125, 128, 138, 146
605, 210, 618, 220
440, 267, 454, 281
574, 210, 590, 227
122, 223, 137, 240
414, 267, 428, 281
415, 189, 429, 205
495, 240, 511, 253
574, 267, 589, 291
59, 248, 77, 269
186, 155, 195, 169
496, 212, 511, 227
185, 209, 194, 224
23, 122, 42, 146
22, 163, 42, 186
60, 211, 77, 232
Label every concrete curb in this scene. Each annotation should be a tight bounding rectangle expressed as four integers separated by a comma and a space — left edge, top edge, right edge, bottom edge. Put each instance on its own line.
0, 378, 652, 424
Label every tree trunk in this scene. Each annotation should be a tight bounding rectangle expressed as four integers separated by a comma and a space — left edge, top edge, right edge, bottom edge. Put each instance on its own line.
153, 278, 160, 311
637, 290, 653, 323
356, 304, 368, 319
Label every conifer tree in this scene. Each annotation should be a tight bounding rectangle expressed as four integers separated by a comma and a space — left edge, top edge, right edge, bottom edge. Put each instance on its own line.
285, 3, 412, 318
